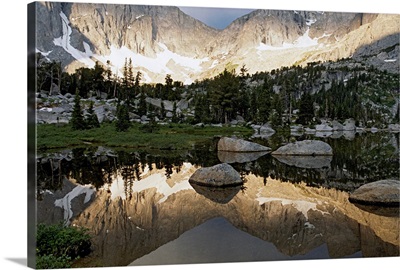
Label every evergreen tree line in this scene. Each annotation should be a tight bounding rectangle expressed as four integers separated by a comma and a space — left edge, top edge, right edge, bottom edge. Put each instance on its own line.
70, 91, 100, 130
191, 62, 398, 127
36, 54, 185, 101
37, 52, 399, 130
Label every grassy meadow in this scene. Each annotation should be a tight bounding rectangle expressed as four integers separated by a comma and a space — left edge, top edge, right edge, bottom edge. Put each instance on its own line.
37, 122, 253, 150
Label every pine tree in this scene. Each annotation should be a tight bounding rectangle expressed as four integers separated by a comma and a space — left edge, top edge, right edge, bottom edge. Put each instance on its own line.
128, 58, 134, 87
138, 90, 147, 117
239, 64, 248, 78
297, 92, 314, 125
71, 90, 86, 130
249, 90, 258, 121
160, 101, 165, 120
92, 61, 105, 97
123, 58, 129, 90
165, 74, 173, 100
115, 101, 131, 132
86, 101, 100, 128
193, 93, 211, 124
172, 101, 179, 123
270, 93, 283, 127
134, 71, 142, 96
208, 69, 240, 123
256, 86, 272, 123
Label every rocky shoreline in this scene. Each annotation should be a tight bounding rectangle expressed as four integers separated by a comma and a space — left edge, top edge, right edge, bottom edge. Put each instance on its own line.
36, 92, 400, 137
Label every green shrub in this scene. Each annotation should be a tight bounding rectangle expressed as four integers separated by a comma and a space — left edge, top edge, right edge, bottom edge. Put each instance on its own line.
36, 223, 91, 269
36, 254, 71, 269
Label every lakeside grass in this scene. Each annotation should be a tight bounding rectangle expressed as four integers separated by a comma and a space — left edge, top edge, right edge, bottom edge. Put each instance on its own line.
37, 122, 253, 150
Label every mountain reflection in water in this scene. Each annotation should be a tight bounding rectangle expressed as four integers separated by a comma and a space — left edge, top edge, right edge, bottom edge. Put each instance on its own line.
36, 133, 399, 267
130, 217, 356, 266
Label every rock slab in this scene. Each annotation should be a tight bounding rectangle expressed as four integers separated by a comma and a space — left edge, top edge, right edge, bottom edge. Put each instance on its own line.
272, 140, 333, 156
189, 163, 242, 187
349, 180, 400, 206
218, 137, 271, 152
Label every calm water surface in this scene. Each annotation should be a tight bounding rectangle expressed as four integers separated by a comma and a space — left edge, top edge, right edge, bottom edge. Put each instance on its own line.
36, 132, 400, 267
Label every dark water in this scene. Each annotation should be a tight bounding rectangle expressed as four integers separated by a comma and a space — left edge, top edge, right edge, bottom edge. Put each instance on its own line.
37, 132, 399, 195
36, 132, 400, 266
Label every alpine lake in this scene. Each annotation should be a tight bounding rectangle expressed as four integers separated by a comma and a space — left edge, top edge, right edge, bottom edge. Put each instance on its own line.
36, 129, 400, 267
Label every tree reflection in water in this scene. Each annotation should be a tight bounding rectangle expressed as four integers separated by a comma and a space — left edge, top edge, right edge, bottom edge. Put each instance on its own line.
37, 132, 399, 200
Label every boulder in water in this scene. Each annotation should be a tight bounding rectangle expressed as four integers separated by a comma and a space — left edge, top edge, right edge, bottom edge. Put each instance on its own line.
189, 163, 242, 187
272, 140, 333, 156
349, 180, 400, 207
218, 137, 271, 152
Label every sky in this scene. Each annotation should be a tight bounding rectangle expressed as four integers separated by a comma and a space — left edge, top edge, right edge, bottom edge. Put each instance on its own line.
178, 6, 255, 29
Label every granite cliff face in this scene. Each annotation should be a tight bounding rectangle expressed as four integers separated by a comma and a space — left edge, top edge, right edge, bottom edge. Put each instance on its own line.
35, 2, 399, 83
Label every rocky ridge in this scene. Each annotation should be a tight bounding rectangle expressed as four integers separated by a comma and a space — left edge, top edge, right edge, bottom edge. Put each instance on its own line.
35, 2, 400, 83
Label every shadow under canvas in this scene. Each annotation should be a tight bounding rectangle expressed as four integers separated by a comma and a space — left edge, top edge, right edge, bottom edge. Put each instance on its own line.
6, 258, 27, 267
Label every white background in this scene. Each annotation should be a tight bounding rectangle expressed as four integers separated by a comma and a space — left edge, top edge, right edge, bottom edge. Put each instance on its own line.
0, 0, 398, 269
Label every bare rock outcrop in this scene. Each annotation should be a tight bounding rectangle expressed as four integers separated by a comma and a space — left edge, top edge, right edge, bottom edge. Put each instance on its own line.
218, 137, 271, 152
272, 140, 333, 156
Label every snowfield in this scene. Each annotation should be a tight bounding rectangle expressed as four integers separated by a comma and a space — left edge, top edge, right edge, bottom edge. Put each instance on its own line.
53, 11, 96, 68
257, 29, 331, 52
53, 11, 208, 84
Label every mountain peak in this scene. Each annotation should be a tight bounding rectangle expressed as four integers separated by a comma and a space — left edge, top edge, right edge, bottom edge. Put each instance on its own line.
35, 2, 399, 83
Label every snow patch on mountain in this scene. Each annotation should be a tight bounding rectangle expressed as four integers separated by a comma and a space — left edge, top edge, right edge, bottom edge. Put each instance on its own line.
257, 29, 319, 51
95, 45, 169, 76
157, 43, 208, 73
257, 29, 332, 53
36, 48, 52, 57
94, 43, 208, 82
53, 11, 209, 83
53, 11, 96, 68
36, 48, 52, 61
